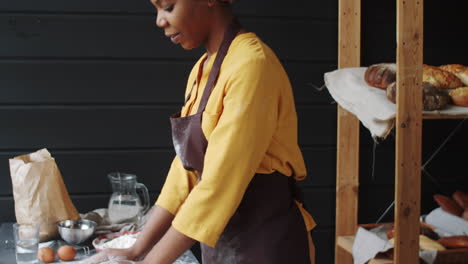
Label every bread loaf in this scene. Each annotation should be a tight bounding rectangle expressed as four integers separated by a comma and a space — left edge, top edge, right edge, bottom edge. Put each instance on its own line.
386, 82, 450, 111
365, 63, 397, 89
420, 235, 446, 251
438, 236, 468, 249
388, 235, 446, 251
439, 64, 468, 86
433, 194, 464, 216
449, 87, 468, 107
423, 65, 464, 89
452, 191, 468, 209
366, 63, 464, 90
386, 223, 438, 241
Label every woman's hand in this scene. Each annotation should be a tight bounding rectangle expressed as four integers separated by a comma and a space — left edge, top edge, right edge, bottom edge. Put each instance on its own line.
83, 206, 177, 264
81, 248, 138, 264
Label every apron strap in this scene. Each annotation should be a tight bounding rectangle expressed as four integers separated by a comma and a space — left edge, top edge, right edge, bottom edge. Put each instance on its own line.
184, 80, 197, 105
196, 19, 242, 114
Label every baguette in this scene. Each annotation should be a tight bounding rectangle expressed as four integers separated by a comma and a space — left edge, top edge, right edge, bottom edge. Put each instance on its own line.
439, 64, 468, 86
438, 236, 468, 249
433, 194, 464, 216
423, 65, 464, 89
452, 191, 468, 209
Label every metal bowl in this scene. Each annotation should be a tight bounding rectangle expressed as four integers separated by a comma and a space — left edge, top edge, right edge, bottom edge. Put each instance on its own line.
57, 219, 97, 244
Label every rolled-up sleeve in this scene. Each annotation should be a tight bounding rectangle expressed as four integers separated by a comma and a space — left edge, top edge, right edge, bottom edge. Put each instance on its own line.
171, 58, 280, 247
155, 156, 198, 215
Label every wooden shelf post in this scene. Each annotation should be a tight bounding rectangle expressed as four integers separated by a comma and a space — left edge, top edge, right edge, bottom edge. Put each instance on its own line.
395, 0, 424, 263
335, 0, 361, 263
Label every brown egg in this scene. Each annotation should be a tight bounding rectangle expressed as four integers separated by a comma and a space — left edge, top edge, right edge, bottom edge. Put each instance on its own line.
38, 247, 55, 263
57, 245, 76, 261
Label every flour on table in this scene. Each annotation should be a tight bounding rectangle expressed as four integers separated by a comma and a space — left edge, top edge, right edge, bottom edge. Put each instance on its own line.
101, 233, 139, 249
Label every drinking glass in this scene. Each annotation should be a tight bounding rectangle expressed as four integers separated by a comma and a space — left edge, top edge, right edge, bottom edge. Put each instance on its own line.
13, 223, 40, 264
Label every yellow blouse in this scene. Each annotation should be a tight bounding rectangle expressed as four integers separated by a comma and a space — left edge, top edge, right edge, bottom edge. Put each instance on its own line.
156, 32, 315, 247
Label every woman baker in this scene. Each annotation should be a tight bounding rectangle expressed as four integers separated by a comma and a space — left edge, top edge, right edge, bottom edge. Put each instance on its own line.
96, 0, 316, 263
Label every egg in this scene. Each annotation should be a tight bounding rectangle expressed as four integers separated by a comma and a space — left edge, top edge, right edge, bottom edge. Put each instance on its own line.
37, 247, 55, 263
57, 245, 76, 261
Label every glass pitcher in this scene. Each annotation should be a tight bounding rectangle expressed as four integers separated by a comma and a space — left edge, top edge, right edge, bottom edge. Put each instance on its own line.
107, 172, 150, 224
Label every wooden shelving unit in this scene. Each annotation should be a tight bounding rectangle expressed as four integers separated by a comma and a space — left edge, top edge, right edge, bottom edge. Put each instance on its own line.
335, 0, 429, 263
335, 0, 468, 262
423, 113, 468, 120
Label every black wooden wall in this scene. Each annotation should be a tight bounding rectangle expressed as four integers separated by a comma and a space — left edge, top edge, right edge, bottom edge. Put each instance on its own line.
1, 1, 467, 263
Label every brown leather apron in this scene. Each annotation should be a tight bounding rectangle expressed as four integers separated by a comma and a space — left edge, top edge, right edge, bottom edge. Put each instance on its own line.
170, 20, 310, 264
170, 20, 241, 178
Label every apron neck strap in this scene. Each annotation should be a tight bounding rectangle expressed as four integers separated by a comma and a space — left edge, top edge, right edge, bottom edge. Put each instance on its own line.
196, 19, 242, 114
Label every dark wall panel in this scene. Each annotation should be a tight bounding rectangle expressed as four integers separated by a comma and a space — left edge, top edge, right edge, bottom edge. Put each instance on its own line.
1, 150, 174, 195
362, 0, 468, 65
0, 14, 191, 59
0, 0, 154, 13
285, 62, 337, 105
0, 198, 16, 222
0, 107, 176, 149
0, 61, 335, 105
1, 147, 336, 197
300, 148, 336, 188
297, 106, 337, 146
0, 15, 336, 61
313, 228, 335, 264
0, 0, 337, 19
0, 106, 336, 150
0, 61, 192, 104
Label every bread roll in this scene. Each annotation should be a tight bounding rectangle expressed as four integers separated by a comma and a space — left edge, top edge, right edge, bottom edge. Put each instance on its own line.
438, 236, 468, 249
386, 223, 439, 241
440, 64, 468, 86
423, 65, 464, 89
420, 235, 446, 251
452, 191, 468, 209
449, 87, 468, 107
388, 235, 446, 251
386, 82, 450, 111
433, 194, 464, 216
365, 63, 397, 89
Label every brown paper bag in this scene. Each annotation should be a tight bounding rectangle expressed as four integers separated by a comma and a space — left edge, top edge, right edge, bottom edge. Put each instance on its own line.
9, 148, 80, 242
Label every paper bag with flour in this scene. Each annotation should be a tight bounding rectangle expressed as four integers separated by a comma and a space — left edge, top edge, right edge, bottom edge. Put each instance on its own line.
9, 148, 80, 242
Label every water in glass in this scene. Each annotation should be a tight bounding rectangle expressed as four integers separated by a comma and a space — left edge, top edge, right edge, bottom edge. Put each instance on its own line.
13, 223, 39, 264
15, 238, 39, 264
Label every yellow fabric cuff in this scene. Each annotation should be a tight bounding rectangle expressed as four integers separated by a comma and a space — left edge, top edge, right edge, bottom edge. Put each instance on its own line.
172, 215, 219, 248
155, 196, 180, 216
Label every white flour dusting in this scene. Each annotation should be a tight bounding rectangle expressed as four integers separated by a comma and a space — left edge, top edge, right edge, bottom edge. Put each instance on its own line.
95, 233, 199, 263
101, 233, 139, 249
